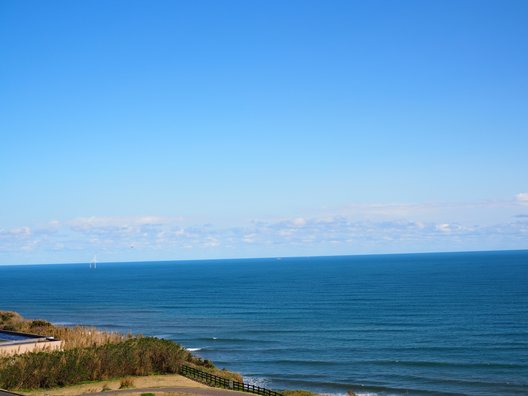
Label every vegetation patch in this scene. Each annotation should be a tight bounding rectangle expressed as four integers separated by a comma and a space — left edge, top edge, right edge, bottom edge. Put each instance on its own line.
0, 310, 130, 349
101, 383, 112, 392
281, 391, 320, 396
0, 337, 182, 389
0, 311, 241, 390
119, 377, 135, 389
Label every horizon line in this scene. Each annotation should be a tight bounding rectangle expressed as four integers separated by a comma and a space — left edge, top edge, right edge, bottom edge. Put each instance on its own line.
1, 248, 527, 267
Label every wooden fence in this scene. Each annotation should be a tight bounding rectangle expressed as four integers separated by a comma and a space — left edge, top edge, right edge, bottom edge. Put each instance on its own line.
180, 365, 283, 396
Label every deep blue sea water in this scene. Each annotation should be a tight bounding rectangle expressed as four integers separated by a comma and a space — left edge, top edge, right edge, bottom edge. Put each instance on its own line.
1, 251, 527, 395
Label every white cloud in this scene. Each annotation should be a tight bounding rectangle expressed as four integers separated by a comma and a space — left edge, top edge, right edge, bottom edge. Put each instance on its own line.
1, 200, 528, 263
70, 216, 176, 230
291, 217, 306, 227
436, 223, 451, 232
242, 234, 256, 244
516, 192, 528, 205
204, 237, 220, 247
7, 226, 31, 236
328, 199, 519, 227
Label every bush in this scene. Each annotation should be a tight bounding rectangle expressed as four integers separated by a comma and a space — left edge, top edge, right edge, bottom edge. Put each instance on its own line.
0, 311, 242, 390
0, 337, 190, 390
29, 320, 52, 329
119, 377, 135, 389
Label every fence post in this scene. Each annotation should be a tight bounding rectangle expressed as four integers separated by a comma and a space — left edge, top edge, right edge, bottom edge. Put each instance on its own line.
180, 365, 283, 396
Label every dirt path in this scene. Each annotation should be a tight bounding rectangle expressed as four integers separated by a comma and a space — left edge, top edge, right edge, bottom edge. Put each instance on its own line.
21, 375, 248, 396
84, 386, 246, 396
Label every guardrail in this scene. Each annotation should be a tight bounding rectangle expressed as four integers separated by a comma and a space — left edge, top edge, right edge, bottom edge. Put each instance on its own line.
180, 365, 283, 396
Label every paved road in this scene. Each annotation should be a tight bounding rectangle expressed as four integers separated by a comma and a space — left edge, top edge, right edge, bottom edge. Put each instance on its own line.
1, 390, 25, 396
84, 386, 247, 396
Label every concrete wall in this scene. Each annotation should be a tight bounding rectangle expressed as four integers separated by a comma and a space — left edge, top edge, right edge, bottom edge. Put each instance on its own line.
0, 339, 63, 356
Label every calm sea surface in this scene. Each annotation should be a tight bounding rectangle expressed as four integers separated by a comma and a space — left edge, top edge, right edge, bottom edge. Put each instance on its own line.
1, 251, 527, 395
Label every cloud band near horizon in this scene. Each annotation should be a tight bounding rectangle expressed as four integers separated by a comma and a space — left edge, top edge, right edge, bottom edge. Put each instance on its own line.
1, 196, 527, 265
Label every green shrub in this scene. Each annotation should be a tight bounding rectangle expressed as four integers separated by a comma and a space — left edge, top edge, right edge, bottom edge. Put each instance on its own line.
0, 311, 242, 391
0, 337, 190, 390
29, 320, 52, 329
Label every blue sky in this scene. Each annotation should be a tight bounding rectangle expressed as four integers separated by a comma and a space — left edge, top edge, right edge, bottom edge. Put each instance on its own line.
1, 0, 527, 264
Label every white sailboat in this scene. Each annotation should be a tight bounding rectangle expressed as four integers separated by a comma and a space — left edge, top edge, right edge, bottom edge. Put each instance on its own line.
90, 255, 97, 269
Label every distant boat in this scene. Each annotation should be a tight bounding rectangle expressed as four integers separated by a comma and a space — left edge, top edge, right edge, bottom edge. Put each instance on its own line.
90, 255, 97, 269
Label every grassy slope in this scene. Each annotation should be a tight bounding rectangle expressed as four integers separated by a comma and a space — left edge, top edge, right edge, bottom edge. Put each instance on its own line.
1, 311, 316, 396
0, 311, 242, 390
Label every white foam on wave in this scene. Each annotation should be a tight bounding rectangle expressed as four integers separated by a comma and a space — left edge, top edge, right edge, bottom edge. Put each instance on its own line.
321, 391, 407, 396
186, 347, 202, 352
320, 393, 347, 396
243, 376, 270, 388
153, 334, 173, 339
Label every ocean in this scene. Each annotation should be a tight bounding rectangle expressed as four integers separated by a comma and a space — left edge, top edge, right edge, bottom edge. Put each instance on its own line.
1, 251, 527, 395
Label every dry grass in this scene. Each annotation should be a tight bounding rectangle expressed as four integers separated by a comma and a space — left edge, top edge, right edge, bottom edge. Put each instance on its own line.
0, 311, 131, 349
44, 325, 131, 350
281, 391, 319, 396
0, 337, 192, 389
120, 377, 135, 389
1, 311, 243, 391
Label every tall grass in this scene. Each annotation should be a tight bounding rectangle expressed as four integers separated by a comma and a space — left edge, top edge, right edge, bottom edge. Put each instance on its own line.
0, 311, 129, 349
0, 311, 242, 390
0, 337, 189, 389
